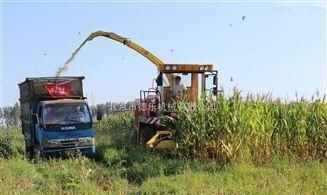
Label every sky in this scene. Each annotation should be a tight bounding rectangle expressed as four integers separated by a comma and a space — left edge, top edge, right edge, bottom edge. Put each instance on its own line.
1, 1, 326, 107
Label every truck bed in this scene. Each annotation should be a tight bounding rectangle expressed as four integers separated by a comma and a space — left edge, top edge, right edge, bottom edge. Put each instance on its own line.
18, 76, 85, 102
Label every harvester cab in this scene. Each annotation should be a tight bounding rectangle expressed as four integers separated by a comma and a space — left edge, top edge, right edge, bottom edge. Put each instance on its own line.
157, 64, 218, 103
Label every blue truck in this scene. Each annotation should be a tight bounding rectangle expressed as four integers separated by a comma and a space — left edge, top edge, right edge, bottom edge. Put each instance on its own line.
19, 77, 97, 157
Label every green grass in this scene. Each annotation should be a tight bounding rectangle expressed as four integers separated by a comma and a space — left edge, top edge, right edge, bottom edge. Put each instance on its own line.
141, 160, 327, 194
0, 112, 326, 194
0, 152, 325, 194
0, 156, 134, 194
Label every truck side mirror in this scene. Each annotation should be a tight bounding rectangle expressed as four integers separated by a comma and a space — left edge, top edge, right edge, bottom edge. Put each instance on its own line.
32, 113, 39, 124
96, 110, 103, 121
213, 75, 218, 86
156, 72, 163, 87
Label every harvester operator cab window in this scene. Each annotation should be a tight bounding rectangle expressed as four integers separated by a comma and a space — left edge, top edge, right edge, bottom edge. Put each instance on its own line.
159, 73, 193, 103
172, 75, 187, 99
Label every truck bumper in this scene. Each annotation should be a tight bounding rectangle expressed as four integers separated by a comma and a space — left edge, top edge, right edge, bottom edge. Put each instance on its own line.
41, 146, 96, 156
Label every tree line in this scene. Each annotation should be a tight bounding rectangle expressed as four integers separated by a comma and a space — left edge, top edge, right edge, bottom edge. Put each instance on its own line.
0, 103, 20, 128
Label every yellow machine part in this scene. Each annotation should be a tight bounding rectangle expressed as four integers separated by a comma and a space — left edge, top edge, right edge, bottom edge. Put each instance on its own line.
146, 131, 176, 149
146, 131, 216, 150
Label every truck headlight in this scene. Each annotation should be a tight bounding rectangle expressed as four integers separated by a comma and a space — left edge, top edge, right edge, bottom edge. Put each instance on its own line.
43, 138, 61, 148
79, 137, 95, 146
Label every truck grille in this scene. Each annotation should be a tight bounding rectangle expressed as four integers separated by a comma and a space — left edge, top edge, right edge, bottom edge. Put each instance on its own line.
60, 139, 79, 147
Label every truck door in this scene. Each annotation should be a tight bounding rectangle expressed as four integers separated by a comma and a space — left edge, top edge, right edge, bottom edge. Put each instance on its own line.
34, 105, 43, 145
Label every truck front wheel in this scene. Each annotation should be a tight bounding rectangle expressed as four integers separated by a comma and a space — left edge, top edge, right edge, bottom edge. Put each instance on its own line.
25, 142, 35, 159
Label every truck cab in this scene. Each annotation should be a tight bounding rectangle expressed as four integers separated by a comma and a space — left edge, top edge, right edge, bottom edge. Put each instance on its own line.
19, 77, 95, 157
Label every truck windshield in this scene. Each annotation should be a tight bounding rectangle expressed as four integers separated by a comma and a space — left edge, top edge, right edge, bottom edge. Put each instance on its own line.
43, 103, 91, 125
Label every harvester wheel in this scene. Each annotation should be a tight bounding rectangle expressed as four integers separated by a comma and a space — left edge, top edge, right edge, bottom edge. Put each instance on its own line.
139, 130, 147, 147
139, 126, 155, 148
131, 130, 137, 145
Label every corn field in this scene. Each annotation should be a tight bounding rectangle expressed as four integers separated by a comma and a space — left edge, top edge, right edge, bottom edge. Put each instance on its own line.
164, 90, 327, 164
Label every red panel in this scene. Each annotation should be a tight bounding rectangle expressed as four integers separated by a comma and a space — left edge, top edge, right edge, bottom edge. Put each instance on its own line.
44, 81, 71, 97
